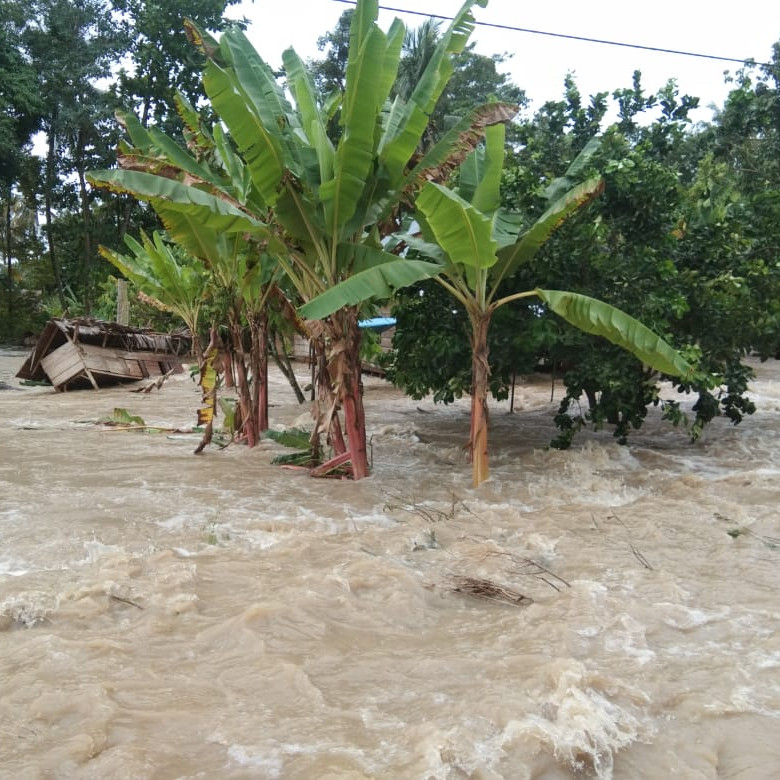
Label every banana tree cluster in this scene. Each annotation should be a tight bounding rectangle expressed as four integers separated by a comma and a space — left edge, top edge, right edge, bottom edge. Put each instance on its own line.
91, 0, 517, 479
91, 94, 284, 447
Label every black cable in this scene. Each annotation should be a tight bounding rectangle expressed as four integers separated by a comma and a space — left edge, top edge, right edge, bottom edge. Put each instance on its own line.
332, 0, 772, 68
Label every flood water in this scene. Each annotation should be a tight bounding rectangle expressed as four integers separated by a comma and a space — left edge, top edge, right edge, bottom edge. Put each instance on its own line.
1, 346, 780, 779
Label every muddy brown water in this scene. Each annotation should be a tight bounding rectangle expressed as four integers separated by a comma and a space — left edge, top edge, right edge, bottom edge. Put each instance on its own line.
1, 346, 779, 779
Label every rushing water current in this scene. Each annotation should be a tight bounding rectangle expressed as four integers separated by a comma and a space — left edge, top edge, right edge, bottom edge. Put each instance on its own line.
1, 347, 780, 779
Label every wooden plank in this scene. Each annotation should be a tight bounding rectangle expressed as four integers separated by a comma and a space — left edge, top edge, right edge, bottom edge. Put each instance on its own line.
84, 353, 144, 379
40, 342, 86, 387
141, 359, 164, 377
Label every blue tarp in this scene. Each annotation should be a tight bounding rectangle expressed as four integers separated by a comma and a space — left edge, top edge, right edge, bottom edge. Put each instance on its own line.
358, 317, 396, 333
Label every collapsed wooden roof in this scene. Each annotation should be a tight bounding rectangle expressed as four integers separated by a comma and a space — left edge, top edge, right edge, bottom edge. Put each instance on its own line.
16, 318, 192, 391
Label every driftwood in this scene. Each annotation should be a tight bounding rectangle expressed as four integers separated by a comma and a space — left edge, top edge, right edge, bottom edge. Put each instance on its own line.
448, 575, 534, 607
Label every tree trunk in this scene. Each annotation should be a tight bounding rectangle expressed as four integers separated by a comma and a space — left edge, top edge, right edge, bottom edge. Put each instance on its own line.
327, 307, 369, 480
3, 187, 11, 321
76, 128, 93, 313
230, 319, 257, 448
469, 314, 492, 487
250, 309, 269, 433
269, 329, 306, 404
45, 124, 66, 310
311, 334, 346, 458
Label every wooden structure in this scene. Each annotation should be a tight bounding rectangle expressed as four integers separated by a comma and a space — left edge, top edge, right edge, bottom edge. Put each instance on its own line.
16, 318, 191, 391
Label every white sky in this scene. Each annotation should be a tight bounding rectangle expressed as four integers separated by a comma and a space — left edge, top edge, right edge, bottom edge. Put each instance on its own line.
227, 0, 779, 124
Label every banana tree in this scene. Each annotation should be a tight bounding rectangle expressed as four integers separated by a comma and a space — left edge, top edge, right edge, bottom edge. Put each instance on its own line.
99, 230, 208, 356
303, 125, 696, 486
90, 0, 520, 478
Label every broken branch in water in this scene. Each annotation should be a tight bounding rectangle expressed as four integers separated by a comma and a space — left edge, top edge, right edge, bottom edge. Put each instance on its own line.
131, 367, 178, 394
383, 490, 472, 524
448, 575, 533, 607
607, 513, 654, 571
480, 549, 571, 591
109, 594, 143, 610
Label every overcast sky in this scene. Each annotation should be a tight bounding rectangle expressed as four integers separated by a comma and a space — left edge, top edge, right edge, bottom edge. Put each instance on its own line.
228, 0, 779, 123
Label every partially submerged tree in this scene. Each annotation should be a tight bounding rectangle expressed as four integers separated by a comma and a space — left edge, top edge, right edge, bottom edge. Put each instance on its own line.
413, 129, 697, 485
91, 93, 285, 447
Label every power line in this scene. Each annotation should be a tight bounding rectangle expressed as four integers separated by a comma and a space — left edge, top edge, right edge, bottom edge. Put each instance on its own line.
332, 0, 772, 68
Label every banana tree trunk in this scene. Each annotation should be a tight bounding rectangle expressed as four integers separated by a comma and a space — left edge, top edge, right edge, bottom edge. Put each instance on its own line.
338, 307, 368, 480
311, 307, 369, 479
250, 309, 269, 433
310, 334, 347, 459
229, 319, 258, 448
469, 313, 492, 487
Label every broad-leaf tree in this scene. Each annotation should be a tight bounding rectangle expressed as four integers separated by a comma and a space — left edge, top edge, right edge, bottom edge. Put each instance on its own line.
99, 230, 208, 354
91, 95, 283, 446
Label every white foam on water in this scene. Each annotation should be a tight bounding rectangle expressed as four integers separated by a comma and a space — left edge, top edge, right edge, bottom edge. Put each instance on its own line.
0, 591, 56, 627
81, 539, 126, 564
501, 663, 652, 779
226, 744, 283, 776
0, 558, 30, 577
655, 603, 731, 630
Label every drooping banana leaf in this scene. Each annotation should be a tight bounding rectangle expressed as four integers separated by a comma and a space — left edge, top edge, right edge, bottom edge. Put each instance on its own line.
536, 289, 695, 380
370, 102, 518, 227
194, 333, 220, 455
87, 170, 269, 236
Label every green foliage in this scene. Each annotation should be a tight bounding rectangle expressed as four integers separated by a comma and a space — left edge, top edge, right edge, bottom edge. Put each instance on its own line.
264, 427, 317, 466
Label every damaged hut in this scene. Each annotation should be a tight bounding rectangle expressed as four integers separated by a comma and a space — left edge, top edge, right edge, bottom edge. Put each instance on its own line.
16, 318, 192, 391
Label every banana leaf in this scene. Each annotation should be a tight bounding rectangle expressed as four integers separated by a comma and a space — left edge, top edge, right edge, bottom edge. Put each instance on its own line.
495, 177, 605, 281
203, 59, 285, 205
264, 427, 312, 449
299, 252, 443, 320
378, 0, 485, 182
87, 170, 269, 236
282, 47, 334, 183
321, 25, 386, 235
417, 182, 498, 271
537, 289, 695, 380
460, 122, 505, 214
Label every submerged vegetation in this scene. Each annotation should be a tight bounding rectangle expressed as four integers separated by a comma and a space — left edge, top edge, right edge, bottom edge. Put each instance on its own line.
3, 0, 780, 485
